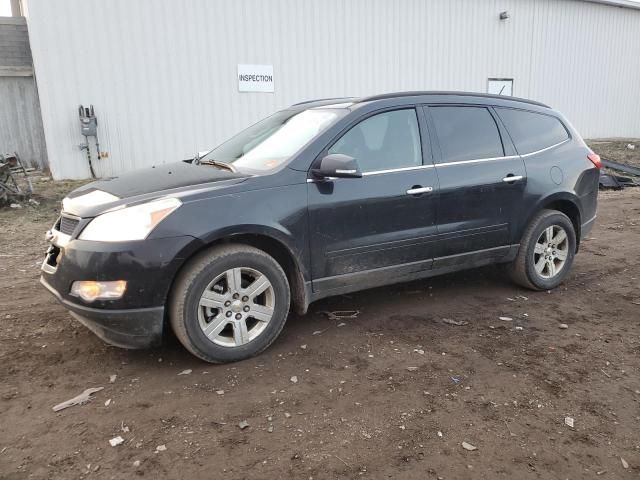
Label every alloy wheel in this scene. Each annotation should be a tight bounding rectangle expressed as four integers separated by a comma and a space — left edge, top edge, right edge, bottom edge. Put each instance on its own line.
533, 225, 569, 279
197, 267, 275, 347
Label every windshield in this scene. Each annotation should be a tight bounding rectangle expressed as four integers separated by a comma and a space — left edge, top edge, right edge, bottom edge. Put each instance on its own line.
201, 108, 346, 172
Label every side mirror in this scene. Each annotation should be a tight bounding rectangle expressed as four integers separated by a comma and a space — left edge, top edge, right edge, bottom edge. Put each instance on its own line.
312, 154, 362, 179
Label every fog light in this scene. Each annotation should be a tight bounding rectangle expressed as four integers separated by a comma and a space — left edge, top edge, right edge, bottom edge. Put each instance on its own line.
70, 280, 127, 302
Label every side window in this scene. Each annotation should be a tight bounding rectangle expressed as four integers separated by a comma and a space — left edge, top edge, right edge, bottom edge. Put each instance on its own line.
430, 106, 504, 163
328, 109, 422, 173
496, 108, 569, 155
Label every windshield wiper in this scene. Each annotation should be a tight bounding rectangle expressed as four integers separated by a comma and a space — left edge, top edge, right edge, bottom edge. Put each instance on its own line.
197, 158, 236, 173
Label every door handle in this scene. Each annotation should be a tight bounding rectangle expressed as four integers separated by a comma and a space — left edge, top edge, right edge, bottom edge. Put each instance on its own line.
406, 186, 433, 195
502, 175, 524, 183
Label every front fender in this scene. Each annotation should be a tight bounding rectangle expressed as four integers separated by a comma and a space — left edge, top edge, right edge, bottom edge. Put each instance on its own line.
202, 223, 306, 273
153, 181, 310, 272
197, 223, 311, 315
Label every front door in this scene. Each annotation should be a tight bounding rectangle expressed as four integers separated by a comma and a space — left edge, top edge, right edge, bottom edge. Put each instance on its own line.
426, 105, 527, 265
308, 107, 439, 292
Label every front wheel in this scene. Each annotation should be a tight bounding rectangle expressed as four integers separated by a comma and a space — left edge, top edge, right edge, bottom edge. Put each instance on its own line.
508, 209, 576, 290
169, 244, 291, 363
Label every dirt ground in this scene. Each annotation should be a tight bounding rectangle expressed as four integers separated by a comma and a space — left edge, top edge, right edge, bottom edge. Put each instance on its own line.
1, 156, 640, 479
587, 139, 640, 168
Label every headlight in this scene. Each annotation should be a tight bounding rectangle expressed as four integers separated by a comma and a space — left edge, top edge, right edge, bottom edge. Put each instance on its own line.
78, 197, 182, 242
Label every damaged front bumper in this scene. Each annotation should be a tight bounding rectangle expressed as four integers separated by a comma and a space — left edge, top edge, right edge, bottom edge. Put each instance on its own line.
41, 277, 164, 348
39, 218, 202, 349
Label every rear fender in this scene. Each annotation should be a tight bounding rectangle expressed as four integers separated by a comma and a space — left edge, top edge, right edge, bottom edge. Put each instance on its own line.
518, 192, 583, 249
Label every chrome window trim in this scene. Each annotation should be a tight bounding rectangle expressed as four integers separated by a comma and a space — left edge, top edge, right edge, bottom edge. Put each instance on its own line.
436, 155, 519, 168
519, 138, 570, 158
307, 138, 568, 181
362, 164, 435, 176
344, 137, 570, 173
306, 164, 435, 182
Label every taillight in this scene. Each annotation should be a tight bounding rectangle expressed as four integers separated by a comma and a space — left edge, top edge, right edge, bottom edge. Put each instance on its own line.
587, 152, 602, 169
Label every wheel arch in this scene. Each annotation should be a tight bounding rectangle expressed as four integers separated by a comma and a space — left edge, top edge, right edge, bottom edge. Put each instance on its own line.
168, 226, 310, 316
521, 192, 583, 251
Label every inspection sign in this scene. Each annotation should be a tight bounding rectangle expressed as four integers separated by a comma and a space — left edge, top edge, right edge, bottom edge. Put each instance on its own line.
238, 64, 274, 92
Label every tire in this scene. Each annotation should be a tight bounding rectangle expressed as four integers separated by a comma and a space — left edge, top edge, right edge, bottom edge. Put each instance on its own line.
169, 244, 290, 363
508, 209, 576, 291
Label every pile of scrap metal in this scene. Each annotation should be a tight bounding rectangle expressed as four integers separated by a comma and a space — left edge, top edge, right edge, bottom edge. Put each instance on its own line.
0, 152, 33, 205
599, 159, 640, 190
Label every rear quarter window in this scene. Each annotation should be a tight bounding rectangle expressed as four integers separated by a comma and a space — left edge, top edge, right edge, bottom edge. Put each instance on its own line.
496, 108, 569, 155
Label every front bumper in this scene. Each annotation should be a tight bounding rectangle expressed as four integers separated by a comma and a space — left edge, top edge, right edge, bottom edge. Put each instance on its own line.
40, 228, 203, 349
41, 277, 163, 348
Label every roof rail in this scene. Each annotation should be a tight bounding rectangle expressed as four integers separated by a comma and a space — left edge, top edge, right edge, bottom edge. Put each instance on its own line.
291, 97, 355, 106
358, 91, 550, 108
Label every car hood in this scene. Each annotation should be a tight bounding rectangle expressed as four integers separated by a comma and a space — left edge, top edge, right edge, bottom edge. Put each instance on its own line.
63, 161, 249, 217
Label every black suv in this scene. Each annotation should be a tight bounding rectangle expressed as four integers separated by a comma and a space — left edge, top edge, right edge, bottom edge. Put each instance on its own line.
41, 92, 600, 363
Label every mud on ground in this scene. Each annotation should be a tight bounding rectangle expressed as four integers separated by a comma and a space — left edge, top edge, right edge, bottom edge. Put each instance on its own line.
587, 139, 640, 168
1, 167, 639, 479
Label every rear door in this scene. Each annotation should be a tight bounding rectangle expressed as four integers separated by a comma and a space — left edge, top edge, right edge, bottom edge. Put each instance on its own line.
425, 105, 526, 265
307, 107, 439, 291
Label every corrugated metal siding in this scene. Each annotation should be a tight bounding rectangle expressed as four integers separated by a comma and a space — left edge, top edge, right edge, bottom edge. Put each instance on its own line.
23, 0, 640, 179
0, 16, 32, 67
0, 76, 48, 168
0, 17, 47, 169
0, 77, 48, 168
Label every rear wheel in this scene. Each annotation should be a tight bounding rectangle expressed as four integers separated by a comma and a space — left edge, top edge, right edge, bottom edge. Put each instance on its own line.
169, 244, 290, 363
508, 209, 576, 290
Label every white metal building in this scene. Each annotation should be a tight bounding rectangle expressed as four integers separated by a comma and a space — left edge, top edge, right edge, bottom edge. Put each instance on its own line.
21, 0, 640, 179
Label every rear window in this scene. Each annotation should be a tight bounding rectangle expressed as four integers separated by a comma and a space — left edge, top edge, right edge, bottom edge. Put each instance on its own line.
430, 106, 504, 163
496, 108, 569, 155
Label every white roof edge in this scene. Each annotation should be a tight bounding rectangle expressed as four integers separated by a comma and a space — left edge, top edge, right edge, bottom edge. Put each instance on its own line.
582, 0, 640, 10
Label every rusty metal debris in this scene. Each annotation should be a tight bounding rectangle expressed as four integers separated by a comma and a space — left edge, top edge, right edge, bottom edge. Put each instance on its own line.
0, 152, 33, 205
